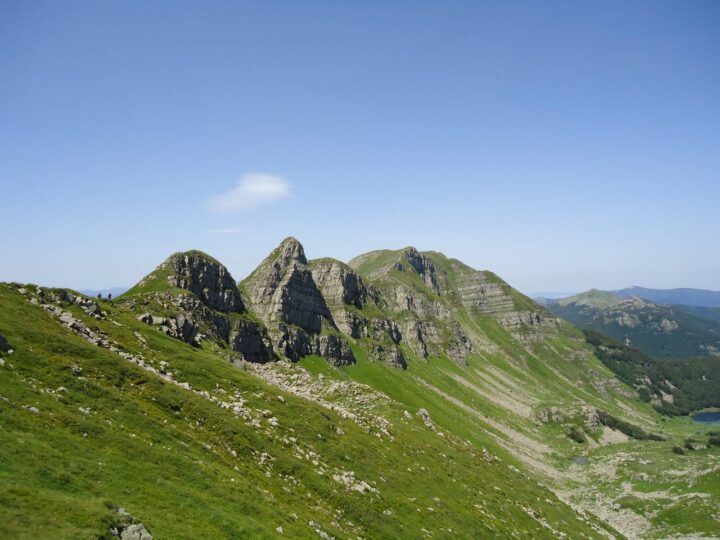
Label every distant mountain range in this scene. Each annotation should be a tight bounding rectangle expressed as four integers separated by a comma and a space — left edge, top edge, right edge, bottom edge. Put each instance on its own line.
545, 289, 720, 359
612, 286, 720, 307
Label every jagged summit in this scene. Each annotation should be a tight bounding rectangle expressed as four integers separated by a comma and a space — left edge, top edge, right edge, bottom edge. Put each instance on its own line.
242, 237, 332, 332
241, 238, 353, 365
276, 236, 307, 265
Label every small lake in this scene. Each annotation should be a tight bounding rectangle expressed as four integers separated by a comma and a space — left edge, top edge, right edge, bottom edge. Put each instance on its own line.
571, 455, 588, 465
691, 412, 720, 424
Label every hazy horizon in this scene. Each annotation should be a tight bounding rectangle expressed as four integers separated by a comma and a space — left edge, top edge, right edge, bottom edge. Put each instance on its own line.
2, 1, 719, 293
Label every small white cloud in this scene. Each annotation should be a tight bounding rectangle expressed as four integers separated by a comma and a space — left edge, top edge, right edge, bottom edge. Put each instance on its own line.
210, 227, 244, 235
208, 173, 290, 213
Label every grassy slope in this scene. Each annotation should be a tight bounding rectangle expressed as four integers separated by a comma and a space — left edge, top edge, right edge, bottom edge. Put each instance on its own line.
343, 249, 720, 538
0, 284, 609, 539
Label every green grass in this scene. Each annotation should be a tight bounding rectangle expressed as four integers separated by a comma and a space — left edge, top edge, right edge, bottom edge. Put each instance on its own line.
0, 284, 611, 539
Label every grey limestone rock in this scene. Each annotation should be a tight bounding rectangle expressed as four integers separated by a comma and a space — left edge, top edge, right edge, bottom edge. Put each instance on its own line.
167, 252, 245, 313
243, 238, 333, 334
229, 320, 275, 362
371, 343, 407, 369
119, 524, 153, 540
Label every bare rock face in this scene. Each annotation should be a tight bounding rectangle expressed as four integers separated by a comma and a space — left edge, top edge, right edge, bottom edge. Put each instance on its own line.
243, 238, 355, 366
403, 247, 440, 293
371, 343, 407, 369
456, 272, 515, 315
229, 320, 275, 363
311, 259, 368, 309
456, 270, 555, 340
167, 252, 245, 313
310, 258, 413, 366
271, 324, 354, 366
314, 334, 355, 367
243, 238, 333, 333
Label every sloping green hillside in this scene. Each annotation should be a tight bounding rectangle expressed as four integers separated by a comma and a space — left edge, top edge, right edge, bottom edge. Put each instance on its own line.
2, 240, 719, 539
0, 284, 608, 539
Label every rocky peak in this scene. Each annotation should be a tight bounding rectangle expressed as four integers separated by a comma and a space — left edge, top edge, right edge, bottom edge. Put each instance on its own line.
166, 251, 245, 313
277, 236, 307, 265
243, 238, 334, 334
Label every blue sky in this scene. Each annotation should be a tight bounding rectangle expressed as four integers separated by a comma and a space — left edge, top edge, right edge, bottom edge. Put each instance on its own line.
1, 1, 719, 294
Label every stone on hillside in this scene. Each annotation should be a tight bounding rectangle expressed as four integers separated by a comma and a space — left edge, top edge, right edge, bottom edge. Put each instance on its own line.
0, 333, 11, 354
159, 314, 198, 345
418, 408, 435, 430
119, 523, 153, 540
167, 252, 245, 312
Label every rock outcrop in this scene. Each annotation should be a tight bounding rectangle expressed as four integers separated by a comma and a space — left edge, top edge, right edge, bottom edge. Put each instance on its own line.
310, 258, 368, 309
166, 251, 245, 312
243, 238, 333, 332
456, 270, 556, 340
310, 258, 409, 367
229, 320, 275, 363
137, 312, 199, 345
243, 238, 355, 366
403, 247, 440, 293
129, 251, 276, 362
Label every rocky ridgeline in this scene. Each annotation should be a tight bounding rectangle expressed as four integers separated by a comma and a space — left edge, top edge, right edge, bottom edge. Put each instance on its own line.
122, 237, 560, 368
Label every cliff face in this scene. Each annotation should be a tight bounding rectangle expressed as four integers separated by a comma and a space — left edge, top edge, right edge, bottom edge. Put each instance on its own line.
243, 237, 333, 332
241, 238, 354, 366
167, 252, 246, 313
310, 258, 406, 368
